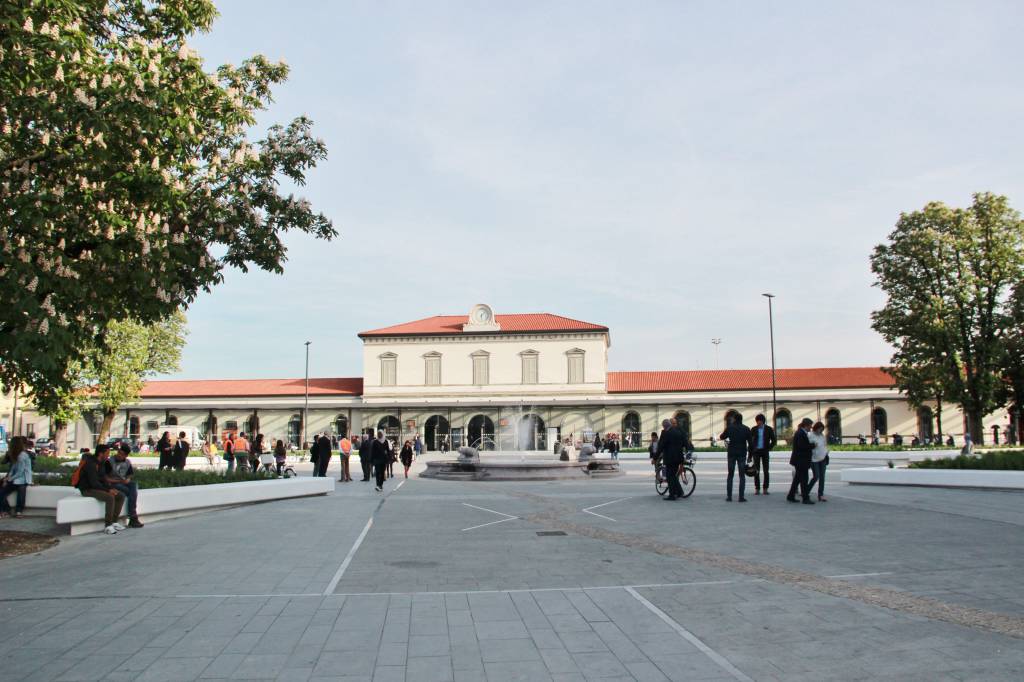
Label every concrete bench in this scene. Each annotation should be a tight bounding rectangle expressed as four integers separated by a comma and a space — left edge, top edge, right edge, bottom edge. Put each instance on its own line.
6, 485, 81, 515
55, 477, 334, 535
841, 466, 1024, 490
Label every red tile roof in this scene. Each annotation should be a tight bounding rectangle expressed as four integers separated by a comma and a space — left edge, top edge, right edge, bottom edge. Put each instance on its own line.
358, 313, 608, 337
140, 377, 363, 398
607, 367, 894, 393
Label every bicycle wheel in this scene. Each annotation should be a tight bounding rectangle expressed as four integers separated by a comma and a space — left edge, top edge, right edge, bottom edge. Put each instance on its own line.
678, 467, 696, 498
655, 467, 668, 496
282, 467, 296, 478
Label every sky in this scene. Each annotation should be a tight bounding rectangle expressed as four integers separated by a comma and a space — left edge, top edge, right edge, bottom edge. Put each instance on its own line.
171, 0, 1024, 381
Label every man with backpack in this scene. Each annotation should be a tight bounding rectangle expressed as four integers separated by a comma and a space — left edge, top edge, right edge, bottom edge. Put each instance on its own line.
73, 444, 126, 535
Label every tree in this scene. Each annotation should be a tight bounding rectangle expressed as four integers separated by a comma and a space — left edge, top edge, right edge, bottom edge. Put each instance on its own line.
0, 1, 334, 403
871, 193, 1024, 443
85, 312, 187, 443
1001, 281, 1024, 444
31, 363, 88, 457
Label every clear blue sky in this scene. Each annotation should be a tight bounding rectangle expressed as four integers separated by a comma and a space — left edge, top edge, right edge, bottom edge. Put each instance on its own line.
172, 0, 1024, 380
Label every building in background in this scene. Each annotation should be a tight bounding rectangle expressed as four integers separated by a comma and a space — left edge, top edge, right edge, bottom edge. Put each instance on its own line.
23, 305, 1016, 451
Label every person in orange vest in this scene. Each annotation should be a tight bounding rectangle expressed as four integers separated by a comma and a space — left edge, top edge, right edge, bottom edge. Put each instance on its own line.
233, 432, 251, 472
339, 436, 353, 482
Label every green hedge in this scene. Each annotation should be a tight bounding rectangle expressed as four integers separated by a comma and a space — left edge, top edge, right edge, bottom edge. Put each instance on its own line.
910, 450, 1024, 470
29, 468, 279, 489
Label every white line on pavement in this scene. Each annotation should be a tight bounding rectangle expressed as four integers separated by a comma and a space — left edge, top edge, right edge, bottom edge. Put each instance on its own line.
825, 572, 894, 579
581, 496, 633, 522
323, 515, 374, 596
395, 480, 405, 491
625, 586, 755, 682
461, 502, 519, 531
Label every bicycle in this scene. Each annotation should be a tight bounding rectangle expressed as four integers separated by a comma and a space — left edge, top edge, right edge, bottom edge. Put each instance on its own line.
655, 452, 696, 498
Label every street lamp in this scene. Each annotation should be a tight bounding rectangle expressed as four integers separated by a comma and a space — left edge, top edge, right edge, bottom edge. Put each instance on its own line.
711, 338, 722, 369
762, 293, 777, 429
303, 341, 311, 448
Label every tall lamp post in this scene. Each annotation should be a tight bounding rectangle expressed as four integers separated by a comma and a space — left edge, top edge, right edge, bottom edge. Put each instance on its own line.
762, 294, 778, 428
711, 338, 722, 369
303, 341, 311, 448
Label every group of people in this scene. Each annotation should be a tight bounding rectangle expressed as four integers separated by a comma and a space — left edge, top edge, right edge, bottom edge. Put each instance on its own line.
155, 431, 191, 471
718, 413, 829, 503
72, 442, 144, 534
219, 431, 291, 475
650, 413, 830, 504
308, 432, 420, 486
592, 433, 622, 459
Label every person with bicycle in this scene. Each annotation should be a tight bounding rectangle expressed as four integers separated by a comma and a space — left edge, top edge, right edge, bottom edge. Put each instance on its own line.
657, 419, 687, 501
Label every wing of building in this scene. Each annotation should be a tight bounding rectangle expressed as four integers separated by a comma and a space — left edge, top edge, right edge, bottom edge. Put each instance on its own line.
21, 304, 1017, 450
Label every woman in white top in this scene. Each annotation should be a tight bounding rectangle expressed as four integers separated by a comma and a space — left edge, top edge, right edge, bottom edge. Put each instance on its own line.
807, 421, 829, 502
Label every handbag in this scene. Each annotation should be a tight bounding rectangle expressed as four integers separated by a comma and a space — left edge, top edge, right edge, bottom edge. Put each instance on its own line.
824, 454, 830, 466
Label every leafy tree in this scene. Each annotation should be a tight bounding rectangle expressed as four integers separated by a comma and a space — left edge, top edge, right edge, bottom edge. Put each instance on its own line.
1001, 282, 1024, 443
0, 1, 334, 403
85, 312, 187, 443
871, 193, 1024, 443
885, 361, 947, 441
31, 363, 88, 456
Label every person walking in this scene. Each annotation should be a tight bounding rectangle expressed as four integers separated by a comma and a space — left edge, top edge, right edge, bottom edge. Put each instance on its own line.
314, 433, 332, 478
250, 433, 265, 473
400, 440, 414, 478
657, 419, 686, 501
787, 418, 815, 504
747, 414, 777, 495
371, 430, 390, 491
339, 436, 353, 482
172, 431, 190, 470
647, 431, 660, 470
156, 432, 173, 471
0, 437, 33, 518
807, 421, 829, 502
720, 414, 752, 502
358, 432, 373, 481
413, 434, 423, 460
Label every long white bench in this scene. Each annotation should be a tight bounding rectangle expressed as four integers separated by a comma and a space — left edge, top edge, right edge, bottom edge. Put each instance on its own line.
840, 466, 1024, 490
5, 485, 81, 514
55, 477, 334, 535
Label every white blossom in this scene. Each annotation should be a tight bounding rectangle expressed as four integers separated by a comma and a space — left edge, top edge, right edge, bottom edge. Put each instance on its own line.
23, 17, 33, 33
55, 65, 64, 82
39, 319, 49, 335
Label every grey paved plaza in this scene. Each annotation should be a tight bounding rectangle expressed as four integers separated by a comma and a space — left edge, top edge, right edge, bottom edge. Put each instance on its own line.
1, 457, 1023, 681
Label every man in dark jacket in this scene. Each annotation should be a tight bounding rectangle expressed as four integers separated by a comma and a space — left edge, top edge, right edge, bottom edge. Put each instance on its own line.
720, 414, 752, 502
314, 433, 332, 477
657, 419, 686, 500
371, 430, 391, 491
173, 431, 190, 471
358, 431, 373, 481
747, 414, 777, 495
76, 444, 126, 534
788, 418, 815, 504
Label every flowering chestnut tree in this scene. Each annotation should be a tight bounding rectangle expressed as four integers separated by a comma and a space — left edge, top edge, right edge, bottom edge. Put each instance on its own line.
0, 1, 334, 399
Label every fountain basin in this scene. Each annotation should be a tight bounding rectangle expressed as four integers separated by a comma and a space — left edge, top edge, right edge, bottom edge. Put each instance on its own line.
420, 455, 622, 481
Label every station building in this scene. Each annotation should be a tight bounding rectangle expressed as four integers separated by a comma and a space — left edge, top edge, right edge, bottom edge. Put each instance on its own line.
29, 305, 1012, 450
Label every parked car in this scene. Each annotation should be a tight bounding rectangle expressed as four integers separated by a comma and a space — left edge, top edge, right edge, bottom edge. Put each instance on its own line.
106, 436, 138, 452
33, 437, 53, 456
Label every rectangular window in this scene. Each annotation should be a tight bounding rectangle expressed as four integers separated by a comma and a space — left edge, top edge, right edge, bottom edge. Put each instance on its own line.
381, 355, 397, 386
473, 354, 489, 385
425, 355, 441, 385
567, 352, 584, 384
225, 420, 238, 431
521, 354, 538, 384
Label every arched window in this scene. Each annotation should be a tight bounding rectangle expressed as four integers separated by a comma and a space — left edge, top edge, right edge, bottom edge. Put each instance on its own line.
467, 414, 495, 450
165, 414, 178, 426
334, 414, 349, 438
245, 414, 259, 436
378, 416, 400, 441
871, 407, 888, 436
917, 406, 934, 441
825, 408, 842, 444
621, 411, 641, 448
724, 410, 742, 428
774, 409, 793, 438
674, 410, 691, 441
287, 415, 302, 446
517, 414, 546, 450
424, 415, 450, 451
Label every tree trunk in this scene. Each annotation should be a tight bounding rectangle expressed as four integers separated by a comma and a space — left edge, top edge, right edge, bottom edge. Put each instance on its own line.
52, 420, 68, 457
935, 397, 943, 442
97, 409, 116, 444
966, 410, 985, 445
